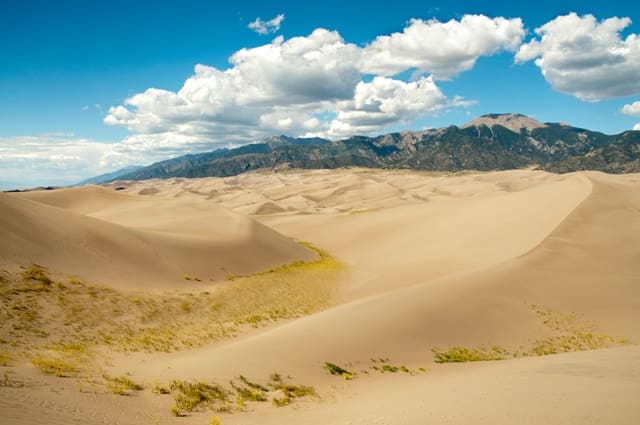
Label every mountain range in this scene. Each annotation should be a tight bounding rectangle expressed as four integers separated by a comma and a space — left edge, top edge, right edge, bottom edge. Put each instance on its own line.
109, 113, 640, 182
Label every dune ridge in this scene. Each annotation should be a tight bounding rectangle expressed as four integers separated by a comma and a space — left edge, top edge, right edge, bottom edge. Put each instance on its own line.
1, 186, 315, 290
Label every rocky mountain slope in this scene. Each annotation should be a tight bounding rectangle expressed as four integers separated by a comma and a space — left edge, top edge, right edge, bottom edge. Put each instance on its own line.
114, 114, 639, 180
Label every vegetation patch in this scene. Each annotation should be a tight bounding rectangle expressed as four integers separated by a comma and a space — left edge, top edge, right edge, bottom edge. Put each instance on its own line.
103, 374, 144, 396
324, 362, 355, 380
0, 243, 343, 376
432, 346, 508, 363
267, 373, 316, 408
231, 375, 268, 404
431, 306, 630, 363
21, 264, 53, 286
151, 380, 170, 395
526, 306, 625, 356
367, 358, 423, 375
270, 384, 315, 407
169, 380, 231, 416
31, 355, 78, 377
163, 373, 316, 415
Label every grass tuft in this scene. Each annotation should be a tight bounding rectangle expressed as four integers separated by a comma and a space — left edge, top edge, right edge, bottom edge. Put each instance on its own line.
31, 356, 78, 377
21, 264, 53, 286
169, 380, 230, 416
231, 376, 268, 403
324, 362, 355, 380
431, 306, 630, 364
268, 373, 316, 407
151, 380, 170, 395
432, 346, 508, 363
103, 374, 143, 396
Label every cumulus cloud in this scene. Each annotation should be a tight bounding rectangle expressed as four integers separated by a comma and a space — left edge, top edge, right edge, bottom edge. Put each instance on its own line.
327, 76, 448, 138
248, 13, 285, 35
622, 101, 640, 115
359, 15, 525, 79
105, 29, 362, 144
106, 16, 522, 155
634, 124, 640, 131
516, 13, 640, 101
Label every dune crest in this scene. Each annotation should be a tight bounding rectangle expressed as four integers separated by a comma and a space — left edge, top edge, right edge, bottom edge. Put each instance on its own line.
2, 187, 315, 290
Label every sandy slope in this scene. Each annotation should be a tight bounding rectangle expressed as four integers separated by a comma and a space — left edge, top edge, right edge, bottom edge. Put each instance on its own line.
1, 185, 315, 290
2, 169, 640, 424
116, 171, 640, 385
221, 346, 640, 425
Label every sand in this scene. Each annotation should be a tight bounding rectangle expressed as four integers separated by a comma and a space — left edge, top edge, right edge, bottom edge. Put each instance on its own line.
2, 185, 315, 290
1, 168, 639, 424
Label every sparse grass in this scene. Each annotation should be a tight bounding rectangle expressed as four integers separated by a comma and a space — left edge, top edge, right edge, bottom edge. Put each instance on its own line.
103, 374, 143, 396
208, 417, 221, 425
324, 362, 355, 380
270, 384, 315, 407
0, 243, 343, 376
0, 352, 10, 366
67, 277, 85, 286
272, 396, 291, 407
231, 375, 268, 403
432, 346, 508, 363
31, 355, 78, 377
151, 380, 171, 395
368, 360, 421, 375
169, 380, 230, 416
0, 370, 23, 388
267, 373, 316, 408
21, 264, 53, 286
431, 306, 630, 363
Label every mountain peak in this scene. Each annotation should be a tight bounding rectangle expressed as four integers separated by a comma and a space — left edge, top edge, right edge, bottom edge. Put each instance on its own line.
462, 113, 546, 133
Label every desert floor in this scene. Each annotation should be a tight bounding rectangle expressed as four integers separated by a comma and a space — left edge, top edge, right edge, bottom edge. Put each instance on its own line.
1, 168, 639, 424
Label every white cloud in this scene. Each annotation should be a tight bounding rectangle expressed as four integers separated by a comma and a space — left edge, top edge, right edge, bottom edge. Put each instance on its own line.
7, 16, 531, 187
622, 101, 640, 115
105, 29, 362, 142
105, 18, 515, 153
248, 13, 285, 35
105, 29, 363, 147
327, 76, 448, 138
0, 135, 121, 188
634, 123, 640, 131
516, 13, 640, 101
359, 15, 525, 79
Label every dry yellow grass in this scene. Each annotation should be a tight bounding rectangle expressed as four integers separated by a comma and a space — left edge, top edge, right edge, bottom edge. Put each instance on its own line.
0, 244, 343, 375
432, 306, 629, 363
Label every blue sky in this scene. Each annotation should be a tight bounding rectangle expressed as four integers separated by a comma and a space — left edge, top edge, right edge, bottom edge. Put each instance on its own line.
1, 0, 639, 188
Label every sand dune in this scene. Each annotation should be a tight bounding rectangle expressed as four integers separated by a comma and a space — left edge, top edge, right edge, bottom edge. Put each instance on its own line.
115, 172, 639, 384
2, 169, 639, 424
220, 345, 640, 425
1, 186, 315, 290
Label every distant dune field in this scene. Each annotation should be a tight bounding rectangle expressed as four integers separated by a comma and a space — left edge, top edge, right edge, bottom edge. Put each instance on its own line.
1, 169, 639, 425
